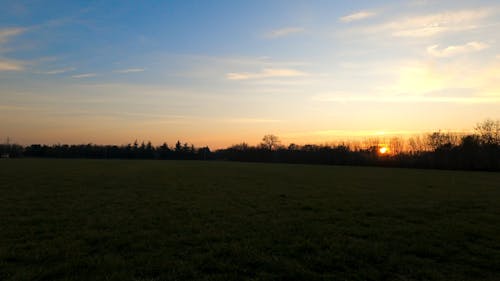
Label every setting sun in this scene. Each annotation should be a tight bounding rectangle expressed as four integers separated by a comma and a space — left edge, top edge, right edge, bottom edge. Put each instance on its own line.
379, 147, 388, 154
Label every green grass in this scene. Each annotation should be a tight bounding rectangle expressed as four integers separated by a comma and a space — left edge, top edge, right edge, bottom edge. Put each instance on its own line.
0, 159, 499, 281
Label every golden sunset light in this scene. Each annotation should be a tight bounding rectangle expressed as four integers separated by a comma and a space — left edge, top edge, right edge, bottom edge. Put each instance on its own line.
1, 1, 499, 147
1, 2, 500, 280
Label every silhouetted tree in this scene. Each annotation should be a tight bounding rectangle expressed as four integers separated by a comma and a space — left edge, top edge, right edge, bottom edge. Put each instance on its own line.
475, 119, 500, 145
261, 134, 280, 150
197, 146, 211, 160
427, 131, 458, 151
230, 143, 249, 151
175, 141, 182, 152
288, 143, 300, 151
389, 137, 405, 155
158, 142, 170, 159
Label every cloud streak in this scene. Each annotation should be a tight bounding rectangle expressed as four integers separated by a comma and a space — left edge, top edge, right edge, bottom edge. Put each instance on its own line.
427, 42, 489, 58
368, 9, 492, 37
226, 68, 307, 80
0, 27, 27, 71
340, 11, 376, 23
224, 118, 282, 124
114, 68, 145, 73
72, 73, 97, 78
0, 59, 24, 71
312, 94, 500, 104
0, 27, 25, 44
37, 67, 75, 74
266, 27, 304, 38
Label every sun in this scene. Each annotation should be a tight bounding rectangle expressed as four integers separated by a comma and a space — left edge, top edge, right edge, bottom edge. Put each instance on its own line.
379, 146, 388, 154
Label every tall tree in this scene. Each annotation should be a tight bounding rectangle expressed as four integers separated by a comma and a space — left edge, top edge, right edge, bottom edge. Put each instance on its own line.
475, 119, 500, 145
261, 134, 281, 150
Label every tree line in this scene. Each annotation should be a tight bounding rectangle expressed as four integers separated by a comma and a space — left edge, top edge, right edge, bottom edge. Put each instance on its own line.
0, 140, 212, 161
1, 119, 499, 171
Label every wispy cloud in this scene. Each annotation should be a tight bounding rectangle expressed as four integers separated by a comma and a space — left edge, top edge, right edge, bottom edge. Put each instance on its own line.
37, 67, 75, 74
0, 59, 24, 71
368, 9, 492, 37
312, 93, 500, 104
72, 73, 97, 78
266, 27, 304, 38
224, 118, 282, 124
0, 27, 29, 71
340, 11, 376, 23
114, 68, 145, 73
226, 68, 307, 80
427, 42, 489, 58
0, 27, 25, 44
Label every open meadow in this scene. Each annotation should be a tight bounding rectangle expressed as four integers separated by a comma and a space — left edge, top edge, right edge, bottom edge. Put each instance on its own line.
0, 159, 499, 281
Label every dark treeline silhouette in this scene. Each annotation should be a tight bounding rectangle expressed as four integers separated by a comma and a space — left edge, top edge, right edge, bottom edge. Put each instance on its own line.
1, 119, 499, 171
218, 137, 499, 171
0, 140, 212, 161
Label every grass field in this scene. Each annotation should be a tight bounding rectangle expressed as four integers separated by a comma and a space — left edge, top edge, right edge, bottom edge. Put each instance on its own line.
0, 159, 499, 281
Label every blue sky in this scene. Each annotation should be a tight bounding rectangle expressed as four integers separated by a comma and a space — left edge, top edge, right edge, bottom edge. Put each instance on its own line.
1, 0, 500, 147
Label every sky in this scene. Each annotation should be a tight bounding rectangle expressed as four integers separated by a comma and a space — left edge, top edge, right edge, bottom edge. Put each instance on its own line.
1, 0, 500, 148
